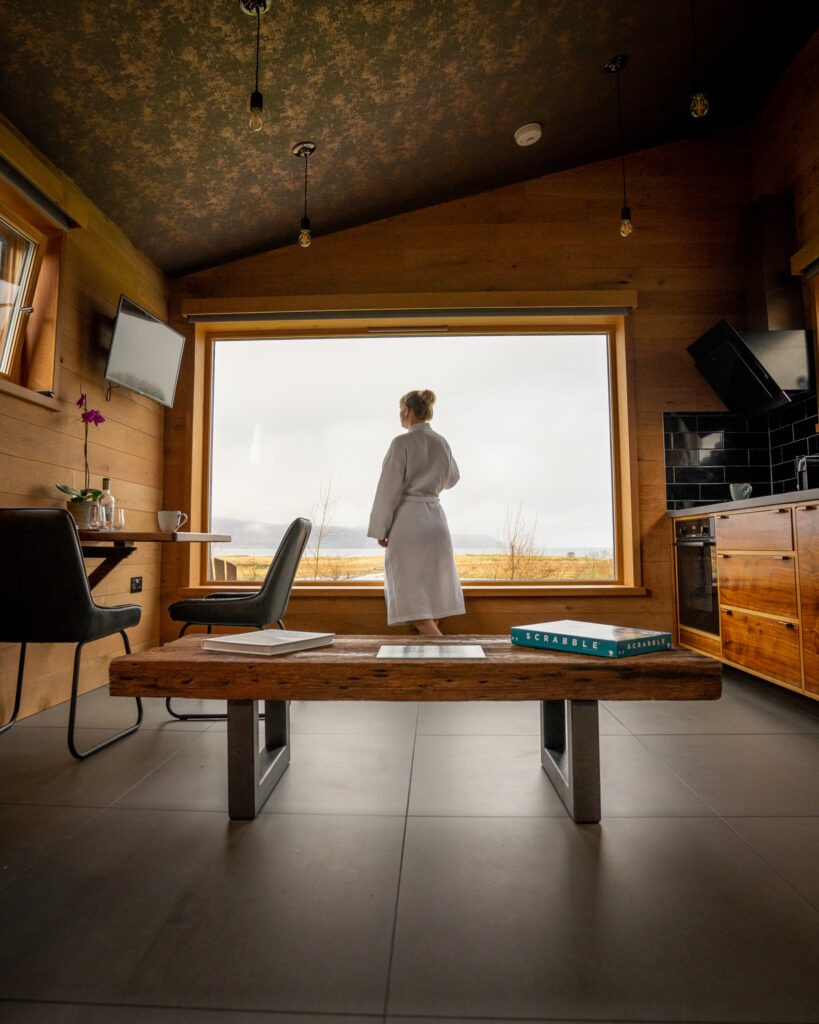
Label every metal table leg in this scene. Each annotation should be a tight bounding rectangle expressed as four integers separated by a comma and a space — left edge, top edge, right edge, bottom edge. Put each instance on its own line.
227, 699, 290, 819
541, 699, 601, 823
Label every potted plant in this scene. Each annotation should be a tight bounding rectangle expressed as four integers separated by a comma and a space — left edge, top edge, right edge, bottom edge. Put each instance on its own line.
57, 391, 105, 528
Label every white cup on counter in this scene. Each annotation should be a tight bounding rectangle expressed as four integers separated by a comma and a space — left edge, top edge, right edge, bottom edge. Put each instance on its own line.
158, 510, 188, 532
729, 483, 752, 501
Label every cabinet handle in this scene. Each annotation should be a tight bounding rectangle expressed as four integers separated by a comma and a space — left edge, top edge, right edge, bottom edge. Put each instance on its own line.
773, 555, 792, 560
796, 505, 817, 511
780, 621, 795, 628
776, 508, 790, 514
724, 609, 733, 615
717, 553, 730, 558
717, 514, 730, 519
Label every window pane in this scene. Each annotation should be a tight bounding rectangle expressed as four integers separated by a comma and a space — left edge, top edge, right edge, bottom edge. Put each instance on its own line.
209, 333, 615, 583
0, 216, 36, 376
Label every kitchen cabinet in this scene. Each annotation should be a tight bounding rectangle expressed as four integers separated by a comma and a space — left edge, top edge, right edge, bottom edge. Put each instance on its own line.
795, 503, 819, 695
673, 497, 818, 700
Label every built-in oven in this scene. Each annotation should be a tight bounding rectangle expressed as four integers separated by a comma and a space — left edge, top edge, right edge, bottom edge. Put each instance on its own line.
674, 516, 719, 637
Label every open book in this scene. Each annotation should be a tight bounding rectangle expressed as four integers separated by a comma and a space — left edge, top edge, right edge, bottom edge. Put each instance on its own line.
201, 629, 334, 656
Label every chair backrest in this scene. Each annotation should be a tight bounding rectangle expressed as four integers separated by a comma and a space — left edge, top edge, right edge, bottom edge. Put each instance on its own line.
253, 517, 312, 623
0, 507, 100, 643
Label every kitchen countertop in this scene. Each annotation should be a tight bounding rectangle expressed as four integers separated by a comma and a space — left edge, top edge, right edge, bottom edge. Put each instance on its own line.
667, 487, 819, 518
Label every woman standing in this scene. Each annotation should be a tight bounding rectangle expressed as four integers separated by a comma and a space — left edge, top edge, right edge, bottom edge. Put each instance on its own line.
367, 389, 465, 634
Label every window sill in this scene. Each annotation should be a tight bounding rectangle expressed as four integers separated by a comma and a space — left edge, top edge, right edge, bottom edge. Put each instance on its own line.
0, 376, 59, 410
180, 583, 647, 599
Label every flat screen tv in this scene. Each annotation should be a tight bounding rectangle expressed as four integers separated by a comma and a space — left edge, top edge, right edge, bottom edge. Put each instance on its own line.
104, 295, 185, 407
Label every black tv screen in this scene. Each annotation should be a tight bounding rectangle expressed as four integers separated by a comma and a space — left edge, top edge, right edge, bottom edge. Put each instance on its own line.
104, 295, 185, 407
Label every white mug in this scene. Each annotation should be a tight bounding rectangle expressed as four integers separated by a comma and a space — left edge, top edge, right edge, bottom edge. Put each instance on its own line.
158, 510, 188, 532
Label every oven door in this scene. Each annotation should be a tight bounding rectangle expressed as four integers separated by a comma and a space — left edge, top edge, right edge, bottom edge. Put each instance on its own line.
675, 540, 719, 636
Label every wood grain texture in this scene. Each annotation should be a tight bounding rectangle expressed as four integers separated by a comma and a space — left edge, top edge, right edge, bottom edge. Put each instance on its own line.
715, 509, 794, 551
0, 116, 169, 723
717, 553, 798, 618
795, 505, 819, 695
720, 609, 802, 688
678, 627, 721, 659
109, 634, 721, 703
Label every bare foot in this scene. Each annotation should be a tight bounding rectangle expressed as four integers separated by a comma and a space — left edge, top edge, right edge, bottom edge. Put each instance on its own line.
411, 619, 443, 635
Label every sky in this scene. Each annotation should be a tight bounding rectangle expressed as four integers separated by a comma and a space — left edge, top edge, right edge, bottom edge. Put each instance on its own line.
210, 333, 615, 551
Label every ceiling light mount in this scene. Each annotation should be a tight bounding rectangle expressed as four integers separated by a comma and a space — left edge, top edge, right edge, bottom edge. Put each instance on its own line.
292, 141, 317, 247
514, 122, 542, 147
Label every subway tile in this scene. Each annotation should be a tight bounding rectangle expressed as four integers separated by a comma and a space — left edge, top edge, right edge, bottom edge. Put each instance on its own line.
665, 449, 700, 468
667, 484, 702, 500
771, 425, 794, 447
673, 467, 725, 484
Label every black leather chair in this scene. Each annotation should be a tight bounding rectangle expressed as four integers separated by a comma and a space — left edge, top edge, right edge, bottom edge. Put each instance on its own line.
0, 507, 143, 758
165, 516, 312, 721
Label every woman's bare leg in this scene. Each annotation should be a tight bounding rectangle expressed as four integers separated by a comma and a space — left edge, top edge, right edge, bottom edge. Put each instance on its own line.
411, 619, 443, 635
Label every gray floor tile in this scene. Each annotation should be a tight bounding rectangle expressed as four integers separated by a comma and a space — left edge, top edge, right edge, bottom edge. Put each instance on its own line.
603, 677, 819, 735
0, 1002, 376, 1023
639, 732, 819, 816
408, 734, 568, 817
16, 686, 212, 732
0, 809, 404, 1013
387, 816, 819, 1022
417, 700, 628, 737
262, 731, 415, 815
727, 817, 819, 909
290, 699, 419, 736
0, 804, 101, 892
0, 726, 195, 807
599, 734, 715, 817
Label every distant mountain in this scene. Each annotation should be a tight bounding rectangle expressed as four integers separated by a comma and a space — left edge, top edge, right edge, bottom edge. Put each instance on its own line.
211, 517, 498, 550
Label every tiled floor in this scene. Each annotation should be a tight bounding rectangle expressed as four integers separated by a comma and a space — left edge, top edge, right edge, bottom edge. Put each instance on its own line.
1, 666, 818, 1023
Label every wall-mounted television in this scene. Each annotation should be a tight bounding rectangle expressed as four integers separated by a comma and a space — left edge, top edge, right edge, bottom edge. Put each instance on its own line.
104, 295, 185, 408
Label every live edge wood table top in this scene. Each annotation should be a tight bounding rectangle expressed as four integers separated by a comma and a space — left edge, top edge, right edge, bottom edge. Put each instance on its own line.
109, 634, 721, 703
109, 636, 721, 823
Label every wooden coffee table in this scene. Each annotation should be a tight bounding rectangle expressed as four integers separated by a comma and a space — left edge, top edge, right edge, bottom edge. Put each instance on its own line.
109, 635, 721, 822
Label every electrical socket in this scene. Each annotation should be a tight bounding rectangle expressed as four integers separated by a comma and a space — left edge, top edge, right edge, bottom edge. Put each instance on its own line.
130, 577, 143, 593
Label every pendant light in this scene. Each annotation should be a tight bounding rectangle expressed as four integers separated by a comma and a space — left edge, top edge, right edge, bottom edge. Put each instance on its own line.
689, 0, 709, 118
604, 54, 633, 238
292, 141, 316, 247
240, 0, 271, 132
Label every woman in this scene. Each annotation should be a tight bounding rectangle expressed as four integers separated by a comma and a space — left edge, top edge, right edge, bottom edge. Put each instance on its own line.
367, 389, 465, 634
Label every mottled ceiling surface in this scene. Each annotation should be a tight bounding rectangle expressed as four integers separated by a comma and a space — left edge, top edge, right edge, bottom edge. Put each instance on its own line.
0, 1, 816, 277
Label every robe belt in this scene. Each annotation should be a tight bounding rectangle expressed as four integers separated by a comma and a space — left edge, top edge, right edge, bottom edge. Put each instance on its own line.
401, 494, 440, 503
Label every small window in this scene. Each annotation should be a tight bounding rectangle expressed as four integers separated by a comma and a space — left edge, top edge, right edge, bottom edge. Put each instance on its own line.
0, 214, 37, 379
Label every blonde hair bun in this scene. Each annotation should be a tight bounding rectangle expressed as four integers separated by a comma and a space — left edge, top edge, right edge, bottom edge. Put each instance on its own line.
401, 389, 436, 421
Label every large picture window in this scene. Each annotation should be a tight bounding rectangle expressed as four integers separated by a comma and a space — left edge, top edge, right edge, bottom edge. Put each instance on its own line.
208, 330, 619, 585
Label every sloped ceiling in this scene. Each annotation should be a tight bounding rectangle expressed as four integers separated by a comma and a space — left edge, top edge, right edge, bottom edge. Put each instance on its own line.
0, 1, 816, 277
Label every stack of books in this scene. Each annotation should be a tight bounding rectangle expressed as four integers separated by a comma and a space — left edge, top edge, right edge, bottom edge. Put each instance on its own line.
202, 629, 334, 656
510, 620, 672, 658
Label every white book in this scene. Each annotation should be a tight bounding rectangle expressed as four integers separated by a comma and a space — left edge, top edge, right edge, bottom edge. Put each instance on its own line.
376, 645, 485, 660
201, 629, 334, 656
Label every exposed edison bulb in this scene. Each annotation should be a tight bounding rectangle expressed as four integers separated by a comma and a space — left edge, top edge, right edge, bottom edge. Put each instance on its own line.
298, 216, 312, 247
690, 91, 709, 118
620, 205, 633, 238
249, 90, 263, 132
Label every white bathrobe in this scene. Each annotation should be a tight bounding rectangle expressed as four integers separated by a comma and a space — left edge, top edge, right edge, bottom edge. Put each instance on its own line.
367, 422, 465, 626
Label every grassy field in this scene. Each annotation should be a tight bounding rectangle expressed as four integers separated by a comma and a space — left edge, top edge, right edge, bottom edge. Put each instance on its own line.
213, 552, 614, 583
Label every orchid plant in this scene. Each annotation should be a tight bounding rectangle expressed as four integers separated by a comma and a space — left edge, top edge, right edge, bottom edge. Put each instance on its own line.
56, 392, 106, 504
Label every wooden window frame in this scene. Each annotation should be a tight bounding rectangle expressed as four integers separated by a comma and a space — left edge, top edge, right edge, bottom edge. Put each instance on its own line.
184, 300, 642, 598
0, 180, 63, 402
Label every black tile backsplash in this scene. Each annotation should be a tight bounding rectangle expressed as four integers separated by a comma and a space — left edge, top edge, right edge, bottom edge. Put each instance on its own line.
663, 395, 819, 509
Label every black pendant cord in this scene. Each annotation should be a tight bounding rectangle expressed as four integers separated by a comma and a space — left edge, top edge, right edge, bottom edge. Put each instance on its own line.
690, 0, 700, 87
254, 9, 261, 94
303, 154, 309, 220
616, 71, 628, 208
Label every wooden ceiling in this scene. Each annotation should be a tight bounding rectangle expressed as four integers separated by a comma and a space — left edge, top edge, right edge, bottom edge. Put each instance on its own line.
0, 1, 816, 276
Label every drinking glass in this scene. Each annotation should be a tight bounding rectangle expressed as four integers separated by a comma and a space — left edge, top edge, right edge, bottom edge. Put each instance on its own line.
88, 503, 104, 530
113, 508, 125, 531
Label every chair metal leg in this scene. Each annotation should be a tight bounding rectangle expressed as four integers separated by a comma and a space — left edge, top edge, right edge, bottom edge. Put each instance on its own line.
165, 620, 284, 722
0, 642, 26, 736
67, 631, 143, 760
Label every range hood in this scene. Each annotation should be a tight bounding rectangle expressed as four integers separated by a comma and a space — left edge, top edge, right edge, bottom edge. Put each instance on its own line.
687, 194, 814, 415
687, 319, 813, 415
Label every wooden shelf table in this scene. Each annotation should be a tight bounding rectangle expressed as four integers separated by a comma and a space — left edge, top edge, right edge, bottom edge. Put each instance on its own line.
77, 530, 230, 589
109, 635, 721, 823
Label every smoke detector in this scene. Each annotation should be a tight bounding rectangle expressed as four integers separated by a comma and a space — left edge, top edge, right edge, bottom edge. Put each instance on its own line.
514, 122, 542, 147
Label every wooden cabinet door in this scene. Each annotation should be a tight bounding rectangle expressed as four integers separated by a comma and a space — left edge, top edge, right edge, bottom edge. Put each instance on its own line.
720, 608, 802, 688
716, 553, 798, 618
714, 508, 793, 550
795, 504, 819, 695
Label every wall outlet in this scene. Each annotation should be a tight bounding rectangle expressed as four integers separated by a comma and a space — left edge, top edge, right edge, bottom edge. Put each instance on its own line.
130, 577, 143, 593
